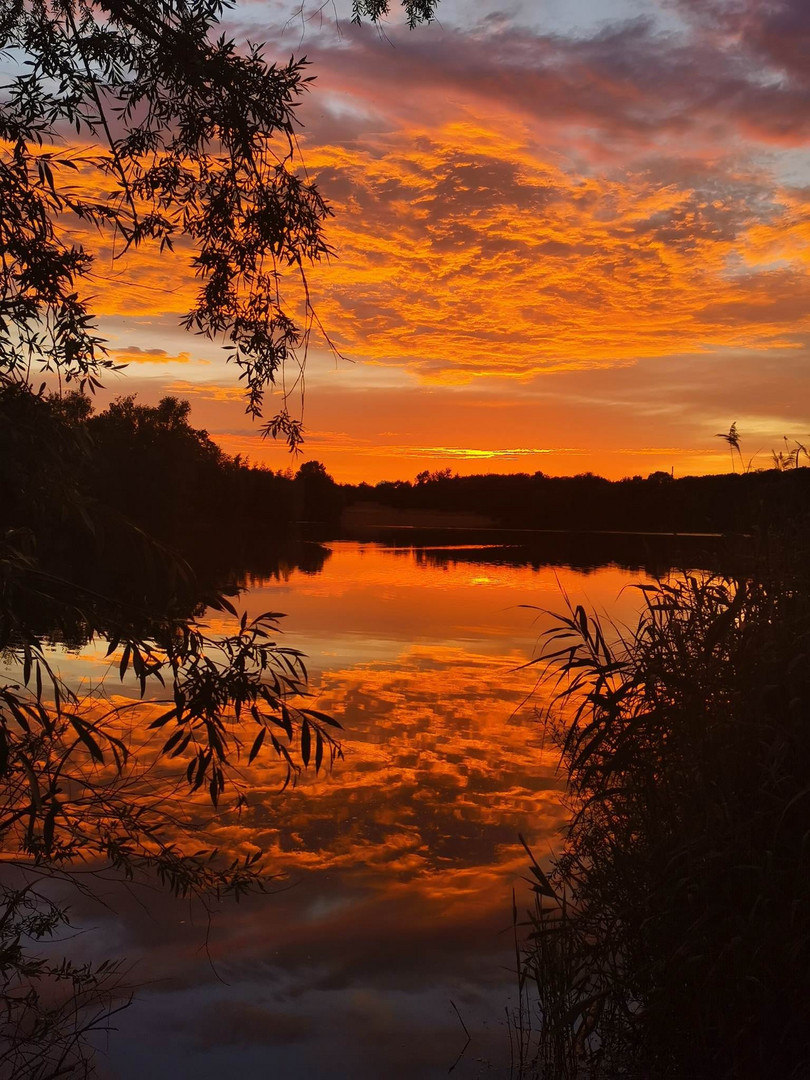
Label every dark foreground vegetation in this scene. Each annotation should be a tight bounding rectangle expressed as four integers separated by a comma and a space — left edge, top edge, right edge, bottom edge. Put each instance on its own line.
518, 527, 810, 1079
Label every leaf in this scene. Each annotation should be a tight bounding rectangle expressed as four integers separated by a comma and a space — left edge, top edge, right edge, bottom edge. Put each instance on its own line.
148, 707, 178, 729
304, 708, 342, 729
161, 728, 188, 756
314, 731, 323, 774
301, 720, 311, 767
71, 718, 105, 764
170, 733, 193, 758
519, 833, 556, 899
119, 644, 131, 680
278, 702, 293, 740
248, 727, 266, 763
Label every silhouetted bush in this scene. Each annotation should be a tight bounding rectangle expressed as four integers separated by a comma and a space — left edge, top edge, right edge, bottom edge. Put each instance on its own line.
521, 537, 810, 1079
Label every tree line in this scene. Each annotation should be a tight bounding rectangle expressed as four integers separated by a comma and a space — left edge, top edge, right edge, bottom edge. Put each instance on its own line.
1, 386, 342, 615
343, 466, 810, 534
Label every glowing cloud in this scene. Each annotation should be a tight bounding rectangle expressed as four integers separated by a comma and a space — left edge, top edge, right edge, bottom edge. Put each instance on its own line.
46, 1, 810, 478
112, 346, 202, 365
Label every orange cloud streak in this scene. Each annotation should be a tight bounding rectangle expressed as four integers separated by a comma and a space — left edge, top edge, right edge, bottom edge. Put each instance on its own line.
303, 120, 810, 382
49, 119, 810, 390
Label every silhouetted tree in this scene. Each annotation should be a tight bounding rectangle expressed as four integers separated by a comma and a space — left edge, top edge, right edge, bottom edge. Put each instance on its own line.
294, 460, 343, 523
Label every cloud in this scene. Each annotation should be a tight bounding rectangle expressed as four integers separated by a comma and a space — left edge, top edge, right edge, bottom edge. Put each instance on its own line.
292, 8, 810, 156
98, 340, 810, 482
235, 14, 808, 385
164, 379, 245, 402
674, 0, 810, 91
41, 0, 810, 482
54, 4, 810, 390
367, 444, 577, 459
302, 122, 810, 381
112, 346, 203, 364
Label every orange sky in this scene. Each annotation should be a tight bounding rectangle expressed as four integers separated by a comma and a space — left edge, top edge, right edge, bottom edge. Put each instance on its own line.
54, 0, 810, 480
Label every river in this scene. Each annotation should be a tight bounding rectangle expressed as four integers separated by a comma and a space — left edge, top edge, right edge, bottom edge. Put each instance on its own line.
48, 538, 674, 1078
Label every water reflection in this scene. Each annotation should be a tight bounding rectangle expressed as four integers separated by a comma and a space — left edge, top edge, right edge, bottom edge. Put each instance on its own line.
78, 542, 653, 1079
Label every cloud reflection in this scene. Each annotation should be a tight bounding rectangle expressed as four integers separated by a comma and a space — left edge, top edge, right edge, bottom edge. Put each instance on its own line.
79, 544, 651, 1078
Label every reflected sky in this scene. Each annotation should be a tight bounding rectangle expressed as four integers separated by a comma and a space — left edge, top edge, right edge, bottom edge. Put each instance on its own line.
62, 543, 652, 1078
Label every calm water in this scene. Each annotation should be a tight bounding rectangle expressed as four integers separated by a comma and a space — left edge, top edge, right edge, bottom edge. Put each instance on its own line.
53, 541, 655, 1078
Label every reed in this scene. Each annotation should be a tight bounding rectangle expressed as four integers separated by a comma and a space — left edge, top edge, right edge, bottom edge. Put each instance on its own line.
520, 540, 810, 1078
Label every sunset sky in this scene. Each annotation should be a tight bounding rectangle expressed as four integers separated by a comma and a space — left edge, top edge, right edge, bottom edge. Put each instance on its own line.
90, 0, 810, 481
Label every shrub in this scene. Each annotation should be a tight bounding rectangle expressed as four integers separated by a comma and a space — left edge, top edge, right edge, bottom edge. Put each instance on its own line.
523, 548, 810, 1079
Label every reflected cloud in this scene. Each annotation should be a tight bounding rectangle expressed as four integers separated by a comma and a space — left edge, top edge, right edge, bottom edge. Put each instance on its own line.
70, 545, 656, 1078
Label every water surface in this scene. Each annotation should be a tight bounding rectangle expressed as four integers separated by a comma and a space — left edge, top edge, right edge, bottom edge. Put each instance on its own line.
61, 541, 655, 1078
